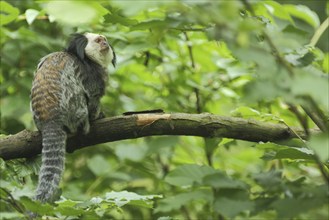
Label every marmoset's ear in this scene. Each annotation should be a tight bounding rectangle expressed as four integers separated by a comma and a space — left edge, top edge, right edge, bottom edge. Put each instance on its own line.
111, 45, 116, 67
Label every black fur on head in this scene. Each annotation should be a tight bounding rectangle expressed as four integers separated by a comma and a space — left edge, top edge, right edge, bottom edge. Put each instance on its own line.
66, 33, 88, 61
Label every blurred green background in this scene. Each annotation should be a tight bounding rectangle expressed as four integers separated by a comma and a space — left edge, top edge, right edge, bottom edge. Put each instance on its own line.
0, 0, 328, 219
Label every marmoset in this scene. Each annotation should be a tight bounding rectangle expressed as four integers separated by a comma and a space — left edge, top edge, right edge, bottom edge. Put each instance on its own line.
30, 33, 116, 203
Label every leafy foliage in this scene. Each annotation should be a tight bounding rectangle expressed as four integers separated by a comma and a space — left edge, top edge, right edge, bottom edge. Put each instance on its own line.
0, 0, 328, 219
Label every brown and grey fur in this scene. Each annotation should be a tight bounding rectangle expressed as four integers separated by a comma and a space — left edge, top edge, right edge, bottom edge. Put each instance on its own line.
31, 33, 115, 203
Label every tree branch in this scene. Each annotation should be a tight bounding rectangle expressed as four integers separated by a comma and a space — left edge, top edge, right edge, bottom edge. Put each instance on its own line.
0, 113, 310, 160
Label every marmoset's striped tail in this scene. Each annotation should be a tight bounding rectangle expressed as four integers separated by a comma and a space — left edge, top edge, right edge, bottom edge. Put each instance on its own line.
35, 123, 66, 203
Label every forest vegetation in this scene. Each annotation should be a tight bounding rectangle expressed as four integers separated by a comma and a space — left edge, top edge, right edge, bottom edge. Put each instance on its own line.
0, 0, 328, 219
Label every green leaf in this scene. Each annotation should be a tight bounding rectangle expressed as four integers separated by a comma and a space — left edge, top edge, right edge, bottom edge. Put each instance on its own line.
230, 106, 260, 118
252, 197, 278, 216
20, 197, 55, 215
114, 143, 148, 162
203, 171, 248, 189
274, 147, 315, 160
323, 53, 329, 73
214, 197, 254, 218
253, 170, 282, 191
146, 136, 179, 154
308, 134, 329, 162
272, 197, 326, 219
44, 1, 108, 25
204, 138, 221, 156
0, 212, 24, 219
0, 158, 5, 170
253, 2, 275, 24
10, 160, 35, 178
55, 199, 95, 216
105, 191, 162, 208
131, 19, 168, 31
87, 155, 111, 176
158, 217, 173, 220
104, 13, 138, 26
257, 142, 296, 151
282, 25, 310, 42
55, 205, 84, 216
90, 196, 103, 205
284, 4, 320, 28
165, 164, 217, 187
291, 69, 329, 108
0, 1, 19, 26
297, 51, 315, 66
243, 80, 281, 102
131, 17, 181, 31
110, 1, 165, 16
122, 42, 154, 54
25, 9, 39, 25
213, 188, 254, 217
56, 199, 81, 207
257, 140, 315, 161
264, 1, 294, 24
154, 189, 212, 213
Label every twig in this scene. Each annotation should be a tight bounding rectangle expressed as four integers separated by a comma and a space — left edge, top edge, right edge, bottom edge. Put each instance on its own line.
300, 96, 329, 132
0, 188, 26, 214
183, 32, 202, 113
310, 17, 329, 47
184, 32, 196, 69
287, 104, 310, 136
144, 51, 150, 66
172, 27, 210, 32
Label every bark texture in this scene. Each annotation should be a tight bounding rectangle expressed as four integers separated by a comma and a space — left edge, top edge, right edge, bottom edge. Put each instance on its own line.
0, 113, 307, 160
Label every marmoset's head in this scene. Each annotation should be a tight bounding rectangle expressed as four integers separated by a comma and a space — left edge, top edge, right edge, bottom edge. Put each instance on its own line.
66, 32, 116, 68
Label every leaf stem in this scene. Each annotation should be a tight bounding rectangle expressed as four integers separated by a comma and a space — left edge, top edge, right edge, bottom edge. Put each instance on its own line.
310, 17, 329, 47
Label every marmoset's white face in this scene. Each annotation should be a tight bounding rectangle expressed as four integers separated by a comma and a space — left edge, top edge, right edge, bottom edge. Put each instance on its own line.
84, 33, 115, 67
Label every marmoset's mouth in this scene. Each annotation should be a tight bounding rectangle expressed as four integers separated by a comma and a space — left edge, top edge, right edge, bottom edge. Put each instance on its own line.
100, 46, 109, 54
